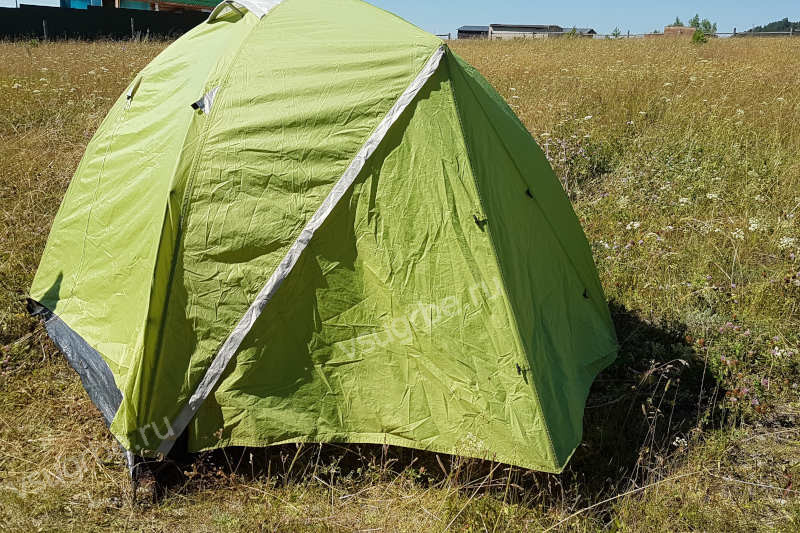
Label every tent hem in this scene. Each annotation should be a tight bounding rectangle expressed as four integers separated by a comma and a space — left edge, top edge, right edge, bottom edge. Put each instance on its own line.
190, 431, 563, 474
556, 346, 619, 465
26, 299, 123, 428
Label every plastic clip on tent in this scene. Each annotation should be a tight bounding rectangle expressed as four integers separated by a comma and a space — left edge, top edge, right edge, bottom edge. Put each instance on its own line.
29, 0, 618, 475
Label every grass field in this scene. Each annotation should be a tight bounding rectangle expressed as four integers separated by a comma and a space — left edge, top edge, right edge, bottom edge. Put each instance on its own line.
1, 36, 799, 531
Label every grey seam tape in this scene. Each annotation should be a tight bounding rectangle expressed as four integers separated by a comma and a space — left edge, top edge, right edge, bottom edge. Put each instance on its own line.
207, 0, 284, 20
156, 45, 446, 456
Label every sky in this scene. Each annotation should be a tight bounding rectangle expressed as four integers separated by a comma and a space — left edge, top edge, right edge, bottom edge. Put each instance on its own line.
366, 0, 800, 36
1, 0, 797, 35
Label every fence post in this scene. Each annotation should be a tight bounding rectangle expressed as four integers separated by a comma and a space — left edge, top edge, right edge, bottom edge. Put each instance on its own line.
627, 30, 630, 38
42, 19, 48, 41
733, 27, 737, 36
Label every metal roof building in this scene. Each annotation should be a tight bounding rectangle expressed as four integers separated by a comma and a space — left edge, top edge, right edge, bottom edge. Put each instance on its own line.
457, 25, 489, 39
489, 24, 563, 39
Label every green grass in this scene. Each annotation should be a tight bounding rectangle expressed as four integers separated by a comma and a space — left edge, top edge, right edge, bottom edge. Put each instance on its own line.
1, 38, 799, 531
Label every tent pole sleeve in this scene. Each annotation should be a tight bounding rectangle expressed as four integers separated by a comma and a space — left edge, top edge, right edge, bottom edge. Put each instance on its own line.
155, 45, 447, 457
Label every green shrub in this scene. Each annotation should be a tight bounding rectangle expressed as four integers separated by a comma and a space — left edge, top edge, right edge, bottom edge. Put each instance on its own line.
692, 28, 708, 44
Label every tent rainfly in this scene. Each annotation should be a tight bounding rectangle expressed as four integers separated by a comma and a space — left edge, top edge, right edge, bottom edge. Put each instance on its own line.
29, 0, 618, 474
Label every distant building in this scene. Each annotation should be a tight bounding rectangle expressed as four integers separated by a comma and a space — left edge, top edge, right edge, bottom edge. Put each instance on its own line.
485, 24, 596, 40
0, 0, 60, 6
489, 24, 564, 39
572, 27, 597, 37
457, 25, 489, 39
663, 25, 694, 37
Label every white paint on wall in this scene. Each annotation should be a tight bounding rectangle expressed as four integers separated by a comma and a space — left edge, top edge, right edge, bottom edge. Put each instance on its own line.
0, 0, 62, 7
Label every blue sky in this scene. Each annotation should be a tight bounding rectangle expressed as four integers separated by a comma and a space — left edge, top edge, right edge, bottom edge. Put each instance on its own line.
1, 0, 797, 35
367, 0, 800, 36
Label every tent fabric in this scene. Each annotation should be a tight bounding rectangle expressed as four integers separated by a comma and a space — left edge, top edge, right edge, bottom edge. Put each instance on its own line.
30, 0, 617, 473
156, 45, 447, 456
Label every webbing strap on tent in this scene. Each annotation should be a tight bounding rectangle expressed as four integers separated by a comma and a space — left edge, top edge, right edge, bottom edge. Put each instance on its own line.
156, 45, 447, 456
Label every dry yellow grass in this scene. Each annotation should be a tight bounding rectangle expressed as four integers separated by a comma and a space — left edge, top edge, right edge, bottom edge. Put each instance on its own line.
1, 37, 799, 531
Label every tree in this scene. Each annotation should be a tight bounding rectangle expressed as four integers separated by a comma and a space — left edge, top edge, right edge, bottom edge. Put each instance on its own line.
673, 17, 684, 27
750, 18, 800, 33
703, 19, 718, 34
689, 14, 718, 35
692, 28, 708, 44
611, 27, 622, 38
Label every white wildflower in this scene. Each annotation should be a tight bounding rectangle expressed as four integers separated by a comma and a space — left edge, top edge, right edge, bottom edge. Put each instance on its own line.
707, 193, 719, 200
679, 197, 690, 205
748, 218, 761, 232
584, 115, 593, 120
626, 221, 641, 230
779, 237, 796, 249
731, 229, 745, 241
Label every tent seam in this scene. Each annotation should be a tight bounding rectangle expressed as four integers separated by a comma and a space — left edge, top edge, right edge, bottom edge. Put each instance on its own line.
444, 49, 561, 469
129, 11, 273, 441
451, 56, 609, 326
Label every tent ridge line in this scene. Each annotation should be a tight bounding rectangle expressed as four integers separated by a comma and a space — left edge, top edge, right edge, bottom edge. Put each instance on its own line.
155, 44, 447, 457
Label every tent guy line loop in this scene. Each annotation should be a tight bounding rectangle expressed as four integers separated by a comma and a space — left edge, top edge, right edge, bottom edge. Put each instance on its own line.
472, 215, 488, 231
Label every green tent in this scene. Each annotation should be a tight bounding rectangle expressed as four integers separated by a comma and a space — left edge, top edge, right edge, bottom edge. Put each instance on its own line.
29, 0, 617, 474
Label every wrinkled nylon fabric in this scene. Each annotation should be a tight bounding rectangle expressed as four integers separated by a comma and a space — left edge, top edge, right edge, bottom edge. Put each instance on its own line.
156, 46, 446, 456
187, 58, 558, 471
110, 0, 443, 455
30, 0, 617, 473
30, 13, 259, 382
447, 52, 618, 465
